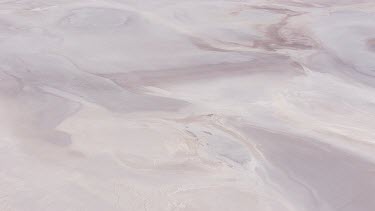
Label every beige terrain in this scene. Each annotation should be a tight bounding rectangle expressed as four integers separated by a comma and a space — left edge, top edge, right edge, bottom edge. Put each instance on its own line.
0, 0, 375, 210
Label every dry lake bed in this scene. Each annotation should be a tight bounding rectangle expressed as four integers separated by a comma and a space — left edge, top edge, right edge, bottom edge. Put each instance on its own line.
0, 0, 375, 210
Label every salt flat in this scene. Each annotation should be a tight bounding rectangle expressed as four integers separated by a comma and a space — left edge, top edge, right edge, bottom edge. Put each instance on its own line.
0, 0, 375, 210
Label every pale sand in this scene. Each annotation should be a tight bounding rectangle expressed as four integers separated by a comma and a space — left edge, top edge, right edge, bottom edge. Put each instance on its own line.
0, 0, 375, 210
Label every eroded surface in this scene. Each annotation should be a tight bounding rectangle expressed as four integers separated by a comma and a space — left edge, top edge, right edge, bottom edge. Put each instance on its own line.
0, 0, 375, 210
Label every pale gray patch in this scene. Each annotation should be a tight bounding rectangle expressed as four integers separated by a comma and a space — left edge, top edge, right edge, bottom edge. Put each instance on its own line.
238, 125, 375, 211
